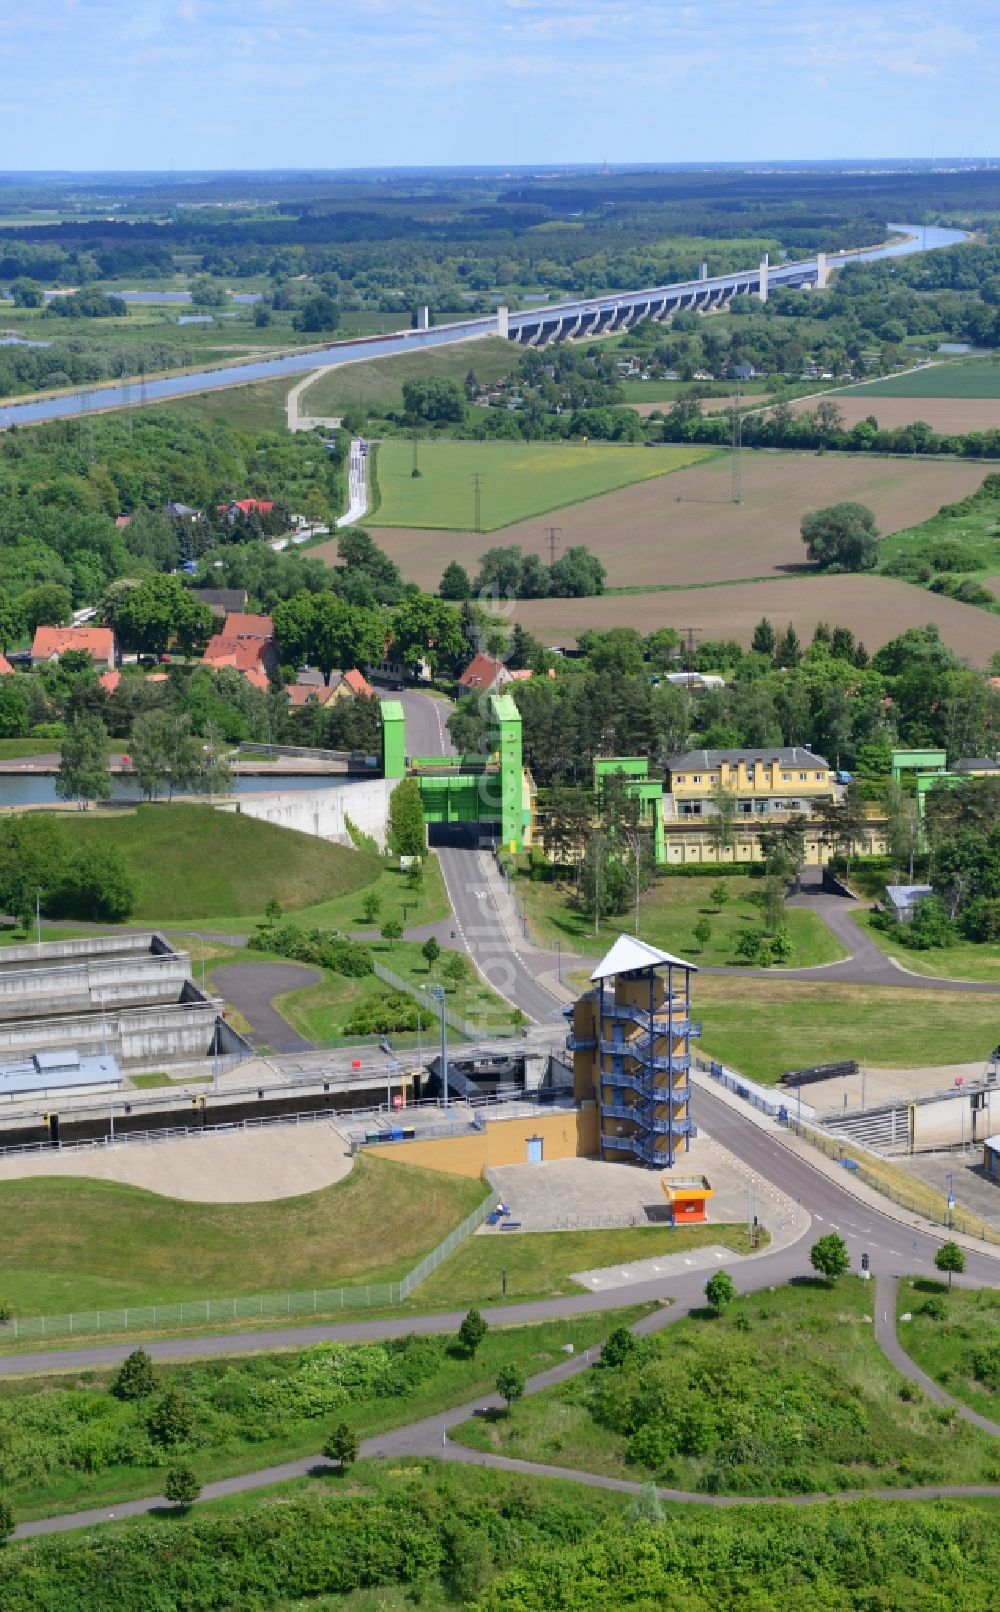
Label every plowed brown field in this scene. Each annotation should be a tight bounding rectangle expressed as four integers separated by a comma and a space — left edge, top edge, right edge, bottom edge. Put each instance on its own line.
507, 575, 1000, 664
338, 453, 986, 590
789, 395, 1000, 434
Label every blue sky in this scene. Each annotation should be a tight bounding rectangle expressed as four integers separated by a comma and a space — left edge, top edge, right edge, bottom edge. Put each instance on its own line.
1, 1, 997, 170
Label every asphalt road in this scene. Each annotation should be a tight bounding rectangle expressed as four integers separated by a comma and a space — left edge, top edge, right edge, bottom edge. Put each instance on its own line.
210, 962, 321, 1051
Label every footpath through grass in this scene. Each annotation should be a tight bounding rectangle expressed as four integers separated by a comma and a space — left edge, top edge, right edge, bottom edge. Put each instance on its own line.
896, 1277, 1000, 1421
372, 438, 714, 530
520, 871, 844, 969
412, 1223, 764, 1308
0, 1153, 485, 1316
0, 1307, 644, 1523
454, 1276, 1000, 1495
695, 974, 1000, 1084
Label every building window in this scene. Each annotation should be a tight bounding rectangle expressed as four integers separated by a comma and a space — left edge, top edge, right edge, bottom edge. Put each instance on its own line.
799, 772, 807, 781
782, 772, 791, 782
815, 772, 824, 780
692, 774, 702, 784
675, 775, 685, 784
709, 774, 719, 784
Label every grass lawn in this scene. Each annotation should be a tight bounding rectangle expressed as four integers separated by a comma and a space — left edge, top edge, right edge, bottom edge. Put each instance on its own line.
856, 910, 1000, 984
896, 1277, 1000, 1421
0, 1308, 644, 1523
52, 803, 382, 924
277, 937, 520, 1042
295, 853, 450, 933
879, 481, 1000, 578
412, 1223, 763, 1308
694, 974, 1000, 1084
372, 438, 715, 531
0, 1153, 486, 1315
302, 337, 515, 418
843, 360, 1000, 398
453, 1277, 1000, 1494
520, 873, 844, 969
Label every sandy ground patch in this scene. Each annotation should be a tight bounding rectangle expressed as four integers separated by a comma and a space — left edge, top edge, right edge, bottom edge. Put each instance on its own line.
791, 1060, 989, 1115
338, 453, 985, 591
0, 1121, 354, 1202
508, 573, 1000, 663
791, 395, 1000, 434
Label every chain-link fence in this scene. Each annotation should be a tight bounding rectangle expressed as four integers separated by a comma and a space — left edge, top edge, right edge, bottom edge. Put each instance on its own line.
0, 1190, 499, 1343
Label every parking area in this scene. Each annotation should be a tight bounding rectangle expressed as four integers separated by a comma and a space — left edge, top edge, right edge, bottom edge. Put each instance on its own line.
895, 1148, 1000, 1231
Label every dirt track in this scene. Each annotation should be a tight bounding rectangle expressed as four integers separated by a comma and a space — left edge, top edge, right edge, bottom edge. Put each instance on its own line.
508, 573, 1000, 663
348, 453, 986, 591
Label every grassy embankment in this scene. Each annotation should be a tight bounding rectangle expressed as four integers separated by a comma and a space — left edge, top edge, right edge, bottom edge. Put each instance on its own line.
856, 909, 1000, 984
519, 872, 844, 969
300, 336, 515, 418
455, 1277, 1000, 1495
0, 1153, 485, 1316
371, 438, 716, 531
896, 1277, 1000, 1422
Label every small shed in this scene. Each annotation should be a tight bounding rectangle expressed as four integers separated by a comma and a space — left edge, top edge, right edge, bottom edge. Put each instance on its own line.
885, 883, 934, 923
660, 1175, 714, 1225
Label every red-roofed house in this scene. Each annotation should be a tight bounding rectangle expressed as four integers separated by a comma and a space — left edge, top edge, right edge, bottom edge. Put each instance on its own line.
457, 653, 509, 695
216, 612, 274, 643
217, 499, 276, 525
203, 631, 278, 690
31, 626, 117, 671
99, 669, 121, 695
286, 682, 339, 710
285, 667, 374, 710
342, 668, 374, 698
0, 654, 14, 677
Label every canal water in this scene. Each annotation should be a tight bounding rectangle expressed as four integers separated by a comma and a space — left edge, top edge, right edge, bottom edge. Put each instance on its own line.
0, 773, 353, 808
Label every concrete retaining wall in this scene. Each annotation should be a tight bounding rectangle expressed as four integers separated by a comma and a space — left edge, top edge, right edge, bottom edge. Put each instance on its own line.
0, 996, 223, 1069
217, 779, 398, 849
0, 931, 171, 972
911, 1087, 1000, 1150
0, 953, 192, 1022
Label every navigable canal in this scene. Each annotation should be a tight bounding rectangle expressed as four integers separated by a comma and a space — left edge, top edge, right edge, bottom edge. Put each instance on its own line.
0, 224, 968, 432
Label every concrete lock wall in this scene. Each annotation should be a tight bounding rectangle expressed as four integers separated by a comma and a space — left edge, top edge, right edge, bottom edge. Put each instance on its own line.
0, 954, 191, 1021
218, 780, 398, 849
0, 931, 170, 972
369, 1104, 599, 1178
0, 998, 222, 1068
911, 1088, 1000, 1150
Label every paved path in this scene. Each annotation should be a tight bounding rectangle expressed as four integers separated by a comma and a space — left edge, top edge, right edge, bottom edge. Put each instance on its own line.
210, 962, 321, 1052
286, 368, 341, 433
336, 436, 369, 527
875, 1273, 1000, 1436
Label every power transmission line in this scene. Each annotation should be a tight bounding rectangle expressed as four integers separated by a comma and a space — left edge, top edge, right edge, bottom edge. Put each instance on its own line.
472, 472, 483, 534
731, 375, 743, 504
545, 525, 561, 565
678, 626, 702, 688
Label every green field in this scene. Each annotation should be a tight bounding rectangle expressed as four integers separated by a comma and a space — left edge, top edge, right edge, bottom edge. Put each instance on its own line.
372, 437, 716, 530
843, 361, 1000, 398
521, 873, 844, 970
412, 1223, 762, 1308
694, 975, 1000, 1084
300, 337, 514, 419
857, 911, 1000, 984
53, 804, 381, 924
896, 1278, 1000, 1421
0, 1153, 485, 1315
879, 474, 1000, 578
454, 1278, 1000, 1495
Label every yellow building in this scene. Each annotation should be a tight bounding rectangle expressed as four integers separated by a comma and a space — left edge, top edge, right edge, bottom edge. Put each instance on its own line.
569, 936, 697, 1168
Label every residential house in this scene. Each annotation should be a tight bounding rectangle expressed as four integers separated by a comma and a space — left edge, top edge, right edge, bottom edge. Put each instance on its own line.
203, 613, 278, 691
164, 501, 202, 521
0, 655, 14, 677
458, 653, 510, 695
285, 667, 374, 709
192, 588, 250, 621
217, 499, 275, 525
214, 612, 273, 643
31, 626, 117, 671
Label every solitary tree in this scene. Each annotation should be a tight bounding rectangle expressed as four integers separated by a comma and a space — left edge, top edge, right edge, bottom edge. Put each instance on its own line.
709, 880, 730, 911
443, 952, 467, 990
422, 937, 441, 971
324, 1421, 359, 1471
810, 1233, 850, 1283
458, 1307, 488, 1356
496, 1363, 525, 1412
801, 502, 880, 572
148, 1386, 195, 1447
56, 712, 112, 809
361, 890, 381, 924
380, 918, 403, 949
692, 916, 712, 954
164, 1465, 202, 1507
934, 1240, 966, 1289
112, 1347, 157, 1402
387, 777, 427, 859
599, 1326, 639, 1370
704, 1270, 737, 1313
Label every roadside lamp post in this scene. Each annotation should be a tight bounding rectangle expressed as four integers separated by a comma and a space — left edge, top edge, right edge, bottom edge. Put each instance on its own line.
427, 984, 448, 1109
946, 1169, 954, 1227
35, 887, 42, 949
